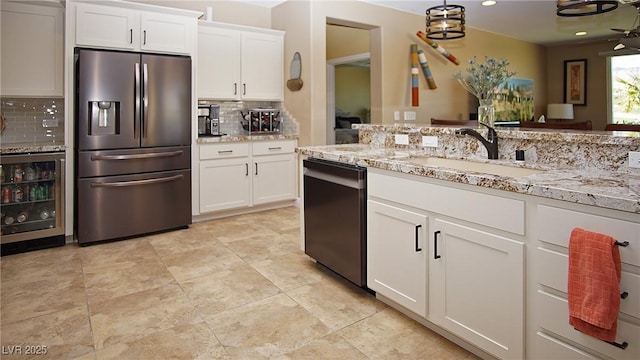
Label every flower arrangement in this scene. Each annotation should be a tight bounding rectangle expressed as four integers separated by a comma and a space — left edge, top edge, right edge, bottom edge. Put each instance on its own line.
453, 56, 516, 101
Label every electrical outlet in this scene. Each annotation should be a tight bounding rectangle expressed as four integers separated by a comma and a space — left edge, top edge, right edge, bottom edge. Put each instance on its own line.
422, 136, 438, 148
404, 111, 416, 121
395, 134, 409, 145
629, 151, 640, 169
394, 111, 400, 121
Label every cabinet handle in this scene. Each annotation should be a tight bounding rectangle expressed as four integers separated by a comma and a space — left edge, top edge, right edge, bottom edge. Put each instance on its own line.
130, 29, 133, 44
415, 225, 422, 252
255, 162, 258, 175
243, 83, 247, 95
143, 30, 147, 45
218, 150, 233, 154
234, 83, 237, 95
245, 163, 248, 176
621, 291, 629, 299
434, 230, 442, 259
268, 147, 282, 150
615, 241, 629, 247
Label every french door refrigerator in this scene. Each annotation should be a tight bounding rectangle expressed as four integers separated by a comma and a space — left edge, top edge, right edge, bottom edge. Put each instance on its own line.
75, 48, 192, 245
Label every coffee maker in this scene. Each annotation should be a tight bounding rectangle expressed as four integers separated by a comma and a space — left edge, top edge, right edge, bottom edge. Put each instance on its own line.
197, 104, 222, 136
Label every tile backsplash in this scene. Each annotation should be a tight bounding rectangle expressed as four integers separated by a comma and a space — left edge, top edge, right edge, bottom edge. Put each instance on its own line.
1, 98, 65, 145
197, 100, 298, 136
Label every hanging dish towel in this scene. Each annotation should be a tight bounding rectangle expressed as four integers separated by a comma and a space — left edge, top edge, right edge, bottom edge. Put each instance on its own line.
568, 227, 622, 342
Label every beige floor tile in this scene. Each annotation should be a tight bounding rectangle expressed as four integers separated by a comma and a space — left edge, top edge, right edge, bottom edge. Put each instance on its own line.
338, 307, 472, 360
206, 216, 277, 243
162, 245, 238, 282
272, 333, 369, 360
0, 306, 94, 360
1, 245, 82, 283
287, 276, 386, 331
88, 283, 200, 350
83, 259, 175, 304
251, 207, 301, 233
251, 252, 326, 291
182, 260, 280, 315
224, 230, 300, 264
206, 293, 329, 359
79, 239, 159, 268
95, 322, 227, 360
146, 226, 223, 258
1, 275, 87, 325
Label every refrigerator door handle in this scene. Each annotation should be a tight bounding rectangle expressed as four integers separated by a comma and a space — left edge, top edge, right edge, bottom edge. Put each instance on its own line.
143, 63, 149, 139
134, 63, 141, 140
90, 174, 184, 188
90, 150, 184, 161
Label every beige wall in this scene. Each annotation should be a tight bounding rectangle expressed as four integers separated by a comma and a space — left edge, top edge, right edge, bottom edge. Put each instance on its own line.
326, 25, 369, 60
546, 41, 611, 130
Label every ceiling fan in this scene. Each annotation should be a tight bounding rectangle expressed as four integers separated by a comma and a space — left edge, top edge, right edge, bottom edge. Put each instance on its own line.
611, 1, 640, 50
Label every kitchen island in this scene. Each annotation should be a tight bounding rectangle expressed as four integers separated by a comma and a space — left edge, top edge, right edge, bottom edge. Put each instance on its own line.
297, 124, 639, 360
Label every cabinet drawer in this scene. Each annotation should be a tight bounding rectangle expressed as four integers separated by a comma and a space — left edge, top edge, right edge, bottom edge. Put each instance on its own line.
537, 247, 640, 318
536, 290, 640, 360
369, 170, 525, 235
252, 140, 296, 156
537, 205, 638, 266
535, 331, 600, 360
199, 142, 249, 160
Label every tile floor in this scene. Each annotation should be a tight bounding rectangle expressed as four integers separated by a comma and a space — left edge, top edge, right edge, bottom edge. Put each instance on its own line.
1, 207, 479, 359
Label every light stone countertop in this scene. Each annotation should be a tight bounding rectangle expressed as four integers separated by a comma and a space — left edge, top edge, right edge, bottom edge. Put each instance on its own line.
196, 134, 298, 144
1, 143, 66, 154
296, 143, 640, 214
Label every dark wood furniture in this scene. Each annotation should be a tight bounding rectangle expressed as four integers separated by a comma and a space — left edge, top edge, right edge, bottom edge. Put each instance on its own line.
519, 120, 592, 130
604, 123, 640, 132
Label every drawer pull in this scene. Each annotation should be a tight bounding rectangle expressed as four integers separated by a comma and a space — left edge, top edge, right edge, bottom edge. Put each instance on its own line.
268, 147, 282, 150
615, 241, 629, 247
415, 225, 422, 252
434, 230, 441, 259
218, 150, 233, 154
621, 291, 629, 299
606, 340, 628, 350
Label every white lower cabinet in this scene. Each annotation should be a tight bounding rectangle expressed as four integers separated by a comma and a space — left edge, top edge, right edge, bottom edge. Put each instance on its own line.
429, 218, 524, 360
199, 140, 296, 213
367, 200, 428, 317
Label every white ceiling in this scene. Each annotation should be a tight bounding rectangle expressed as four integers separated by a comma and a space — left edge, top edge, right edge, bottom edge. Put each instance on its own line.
241, 0, 639, 46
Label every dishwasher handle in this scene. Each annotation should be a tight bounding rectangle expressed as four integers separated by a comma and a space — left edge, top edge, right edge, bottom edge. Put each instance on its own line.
304, 167, 365, 190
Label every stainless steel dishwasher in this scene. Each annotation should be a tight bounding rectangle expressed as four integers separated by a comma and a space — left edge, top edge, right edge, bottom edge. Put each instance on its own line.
303, 158, 367, 287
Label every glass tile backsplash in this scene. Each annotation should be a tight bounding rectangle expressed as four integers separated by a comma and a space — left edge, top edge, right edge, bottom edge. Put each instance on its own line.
198, 100, 298, 136
1, 98, 65, 145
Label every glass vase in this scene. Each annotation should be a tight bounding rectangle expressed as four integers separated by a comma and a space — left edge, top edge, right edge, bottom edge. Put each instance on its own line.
478, 98, 495, 128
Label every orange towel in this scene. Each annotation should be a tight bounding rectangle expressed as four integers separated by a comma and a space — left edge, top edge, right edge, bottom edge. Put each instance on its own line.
568, 227, 621, 342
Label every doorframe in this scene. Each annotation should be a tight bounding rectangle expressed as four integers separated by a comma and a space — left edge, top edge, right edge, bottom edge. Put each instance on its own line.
326, 52, 370, 145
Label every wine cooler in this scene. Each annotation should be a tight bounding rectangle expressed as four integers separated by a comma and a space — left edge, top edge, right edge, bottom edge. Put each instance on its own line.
1, 152, 65, 255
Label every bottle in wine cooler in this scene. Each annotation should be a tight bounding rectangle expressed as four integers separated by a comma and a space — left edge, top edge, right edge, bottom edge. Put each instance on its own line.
16, 210, 28, 223
12, 185, 24, 202
14, 164, 23, 182
2, 187, 10, 204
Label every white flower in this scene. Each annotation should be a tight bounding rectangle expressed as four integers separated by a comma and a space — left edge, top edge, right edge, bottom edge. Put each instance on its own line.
453, 56, 516, 101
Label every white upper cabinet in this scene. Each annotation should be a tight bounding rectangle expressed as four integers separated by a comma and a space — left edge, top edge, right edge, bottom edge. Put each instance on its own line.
198, 22, 284, 101
1, 2, 64, 97
74, 1, 196, 54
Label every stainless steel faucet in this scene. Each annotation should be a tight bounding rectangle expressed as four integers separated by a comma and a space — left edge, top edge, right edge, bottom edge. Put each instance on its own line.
455, 123, 499, 159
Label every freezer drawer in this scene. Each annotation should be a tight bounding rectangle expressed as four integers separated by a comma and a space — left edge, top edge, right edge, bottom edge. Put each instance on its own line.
76, 146, 190, 177
76, 169, 191, 245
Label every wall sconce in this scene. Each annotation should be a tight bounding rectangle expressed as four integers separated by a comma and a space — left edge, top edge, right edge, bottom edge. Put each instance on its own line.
426, 0, 465, 40
557, 0, 618, 17
547, 103, 574, 120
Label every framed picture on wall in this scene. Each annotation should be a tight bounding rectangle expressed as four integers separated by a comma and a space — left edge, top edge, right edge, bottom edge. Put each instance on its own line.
563, 59, 587, 106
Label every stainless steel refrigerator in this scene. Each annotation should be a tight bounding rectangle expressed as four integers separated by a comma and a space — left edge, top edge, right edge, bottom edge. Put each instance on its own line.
74, 48, 192, 245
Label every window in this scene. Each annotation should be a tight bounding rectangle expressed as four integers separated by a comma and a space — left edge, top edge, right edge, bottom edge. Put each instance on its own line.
610, 54, 640, 125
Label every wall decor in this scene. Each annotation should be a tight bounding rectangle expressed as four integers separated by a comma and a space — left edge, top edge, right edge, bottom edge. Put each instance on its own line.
286, 52, 303, 91
493, 78, 534, 122
564, 59, 587, 106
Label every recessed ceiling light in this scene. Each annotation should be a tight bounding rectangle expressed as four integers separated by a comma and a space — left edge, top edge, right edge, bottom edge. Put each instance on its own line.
482, 0, 497, 6
575, 31, 587, 36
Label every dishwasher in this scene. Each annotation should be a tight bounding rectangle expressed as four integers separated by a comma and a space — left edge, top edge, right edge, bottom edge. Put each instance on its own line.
303, 158, 367, 287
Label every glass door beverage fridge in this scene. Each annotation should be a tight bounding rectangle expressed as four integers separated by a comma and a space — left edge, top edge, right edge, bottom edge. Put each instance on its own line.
1, 152, 65, 255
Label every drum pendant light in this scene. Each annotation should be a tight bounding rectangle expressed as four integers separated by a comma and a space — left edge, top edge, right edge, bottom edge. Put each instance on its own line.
426, 0, 466, 40
556, 0, 619, 17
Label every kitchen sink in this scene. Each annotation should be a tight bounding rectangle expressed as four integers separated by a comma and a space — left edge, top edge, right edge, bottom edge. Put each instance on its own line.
407, 157, 545, 178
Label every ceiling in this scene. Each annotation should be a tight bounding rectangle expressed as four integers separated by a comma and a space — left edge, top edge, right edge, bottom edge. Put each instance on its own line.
240, 0, 639, 46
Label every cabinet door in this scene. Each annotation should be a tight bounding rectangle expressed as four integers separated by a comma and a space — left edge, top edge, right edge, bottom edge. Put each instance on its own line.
140, 12, 193, 54
241, 31, 283, 101
367, 200, 428, 317
252, 153, 296, 205
429, 219, 524, 359
76, 2, 137, 50
199, 158, 250, 213
198, 25, 241, 100
1, 3, 63, 96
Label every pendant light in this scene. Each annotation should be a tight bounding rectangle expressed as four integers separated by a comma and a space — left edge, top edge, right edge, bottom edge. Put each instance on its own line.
426, 0, 466, 40
557, 0, 618, 17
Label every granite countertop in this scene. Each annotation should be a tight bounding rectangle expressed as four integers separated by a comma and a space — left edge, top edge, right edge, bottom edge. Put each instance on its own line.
197, 134, 298, 144
297, 144, 640, 214
1, 143, 66, 154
